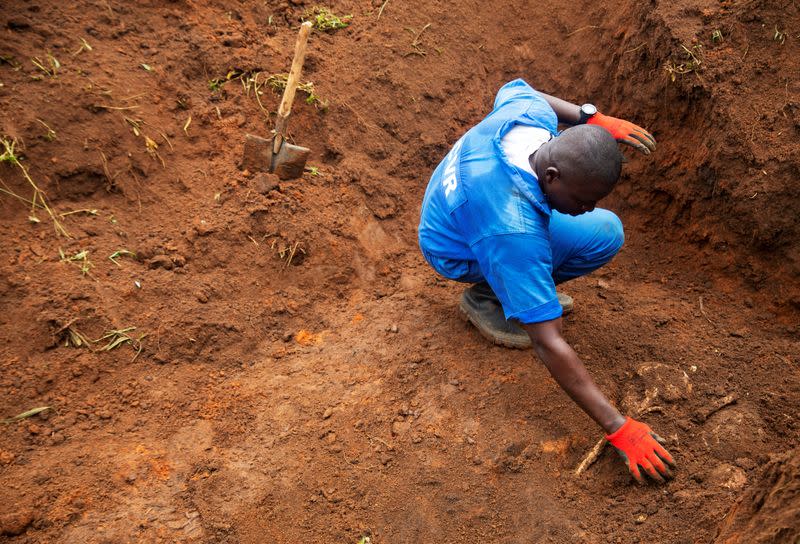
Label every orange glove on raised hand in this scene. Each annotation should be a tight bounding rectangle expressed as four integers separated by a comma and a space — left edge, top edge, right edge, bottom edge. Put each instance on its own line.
605, 417, 675, 484
587, 113, 656, 155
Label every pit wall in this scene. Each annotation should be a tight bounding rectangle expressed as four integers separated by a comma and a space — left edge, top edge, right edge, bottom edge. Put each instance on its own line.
578, 0, 799, 317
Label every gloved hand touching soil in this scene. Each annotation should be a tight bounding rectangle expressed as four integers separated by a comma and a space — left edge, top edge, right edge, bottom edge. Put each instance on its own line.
587, 113, 657, 155
605, 417, 675, 484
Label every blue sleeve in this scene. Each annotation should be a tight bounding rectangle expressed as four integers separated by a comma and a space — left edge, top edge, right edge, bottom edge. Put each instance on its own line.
471, 233, 563, 324
492, 79, 558, 134
493, 79, 539, 110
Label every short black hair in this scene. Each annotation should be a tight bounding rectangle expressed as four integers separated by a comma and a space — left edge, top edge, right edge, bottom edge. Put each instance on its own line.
549, 125, 622, 191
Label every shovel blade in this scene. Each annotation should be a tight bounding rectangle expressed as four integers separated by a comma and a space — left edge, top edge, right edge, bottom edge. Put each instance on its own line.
272, 141, 311, 180
241, 134, 311, 181
242, 134, 273, 172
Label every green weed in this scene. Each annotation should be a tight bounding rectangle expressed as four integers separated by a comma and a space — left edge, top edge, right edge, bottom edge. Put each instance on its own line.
271, 239, 306, 269
59, 248, 93, 276
109, 249, 136, 266
59, 208, 99, 217
73, 37, 93, 56
124, 117, 166, 167
54, 319, 92, 348
304, 6, 352, 32
266, 73, 327, 108
0, 137, 69, 236
209, 78, 226, 92
95, 327, 147, 361
36, 119, 57, 141
2, 406, 51, 424
0, 55, 21, 69
404, 23, 432, 56
31, 53, 60, 77
663, 44, 703, 82
209, 69, 243, 93
64, 324, 92, 348
711, 29, 723, 44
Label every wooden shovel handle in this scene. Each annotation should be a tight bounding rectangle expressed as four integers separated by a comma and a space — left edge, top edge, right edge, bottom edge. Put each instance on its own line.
274, 21, 312, 154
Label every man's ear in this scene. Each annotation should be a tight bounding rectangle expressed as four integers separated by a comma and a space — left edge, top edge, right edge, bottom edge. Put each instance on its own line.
545, 166, 560, 184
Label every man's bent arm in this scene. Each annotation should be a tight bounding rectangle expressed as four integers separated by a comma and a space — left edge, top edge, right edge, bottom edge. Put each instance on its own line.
536, 91, 582, 125
522, 317, 625, 433
536, 90, 658, 155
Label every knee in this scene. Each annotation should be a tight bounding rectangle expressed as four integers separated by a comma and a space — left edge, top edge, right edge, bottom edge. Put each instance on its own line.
597, 210, 625, 259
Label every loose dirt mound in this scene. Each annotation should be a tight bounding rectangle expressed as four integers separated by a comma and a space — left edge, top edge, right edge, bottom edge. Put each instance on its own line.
714, 449, 800, 544
1, 0, 798, 542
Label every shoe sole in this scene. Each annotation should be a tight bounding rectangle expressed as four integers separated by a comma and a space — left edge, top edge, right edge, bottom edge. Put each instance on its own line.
458, 299, 532, 350
457, 297, 574, 350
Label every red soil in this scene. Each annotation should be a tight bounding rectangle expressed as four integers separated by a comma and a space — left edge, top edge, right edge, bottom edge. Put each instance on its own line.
1, 0, 798, 542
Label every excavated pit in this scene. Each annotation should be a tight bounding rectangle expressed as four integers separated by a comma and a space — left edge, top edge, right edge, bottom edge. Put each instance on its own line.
0, 0, 798, 542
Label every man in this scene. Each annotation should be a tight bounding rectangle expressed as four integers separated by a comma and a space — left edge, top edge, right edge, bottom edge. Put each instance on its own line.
418, 79, 675, 484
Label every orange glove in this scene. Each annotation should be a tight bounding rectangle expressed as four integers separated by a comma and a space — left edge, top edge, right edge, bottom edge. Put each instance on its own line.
587, 113, 656, 155
605, 417, 675, 484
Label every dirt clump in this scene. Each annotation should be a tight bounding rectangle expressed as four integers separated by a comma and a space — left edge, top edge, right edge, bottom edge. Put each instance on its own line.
714, 449, 800, 544
0, 509, 35, 537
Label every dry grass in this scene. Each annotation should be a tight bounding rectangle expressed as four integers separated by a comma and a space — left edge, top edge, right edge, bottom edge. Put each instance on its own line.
0, 137, 70, 237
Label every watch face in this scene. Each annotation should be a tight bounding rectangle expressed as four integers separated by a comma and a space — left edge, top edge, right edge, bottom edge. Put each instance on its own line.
581, 103, 597, 116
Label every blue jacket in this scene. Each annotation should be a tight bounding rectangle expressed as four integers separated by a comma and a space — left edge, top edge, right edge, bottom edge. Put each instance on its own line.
418, 79, 563, 323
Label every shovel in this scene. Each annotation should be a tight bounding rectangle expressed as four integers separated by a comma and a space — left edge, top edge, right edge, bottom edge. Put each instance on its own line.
242, 21, 312, 180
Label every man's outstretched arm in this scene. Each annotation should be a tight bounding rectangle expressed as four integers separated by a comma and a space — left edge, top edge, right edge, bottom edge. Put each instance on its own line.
522, 317, 676, 483
536, 90, 657, 155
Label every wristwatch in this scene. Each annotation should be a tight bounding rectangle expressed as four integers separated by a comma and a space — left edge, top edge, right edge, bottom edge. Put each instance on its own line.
578, 103, 598, 124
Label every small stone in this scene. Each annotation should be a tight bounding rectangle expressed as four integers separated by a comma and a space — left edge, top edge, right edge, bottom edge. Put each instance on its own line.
322, 408, 333, 420
708, 463, 748, 490
0, 510, 34, 536
634, 513, 647, 524
253, 173, 280, 194
148, 255, 174, 270
389, 324, 399, 333
191, 217, 215, 236
734, 457, 756, 471
391, 419, 411, 436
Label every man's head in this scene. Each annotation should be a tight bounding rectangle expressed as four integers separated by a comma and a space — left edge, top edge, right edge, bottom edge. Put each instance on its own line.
532, 125, 623, 216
